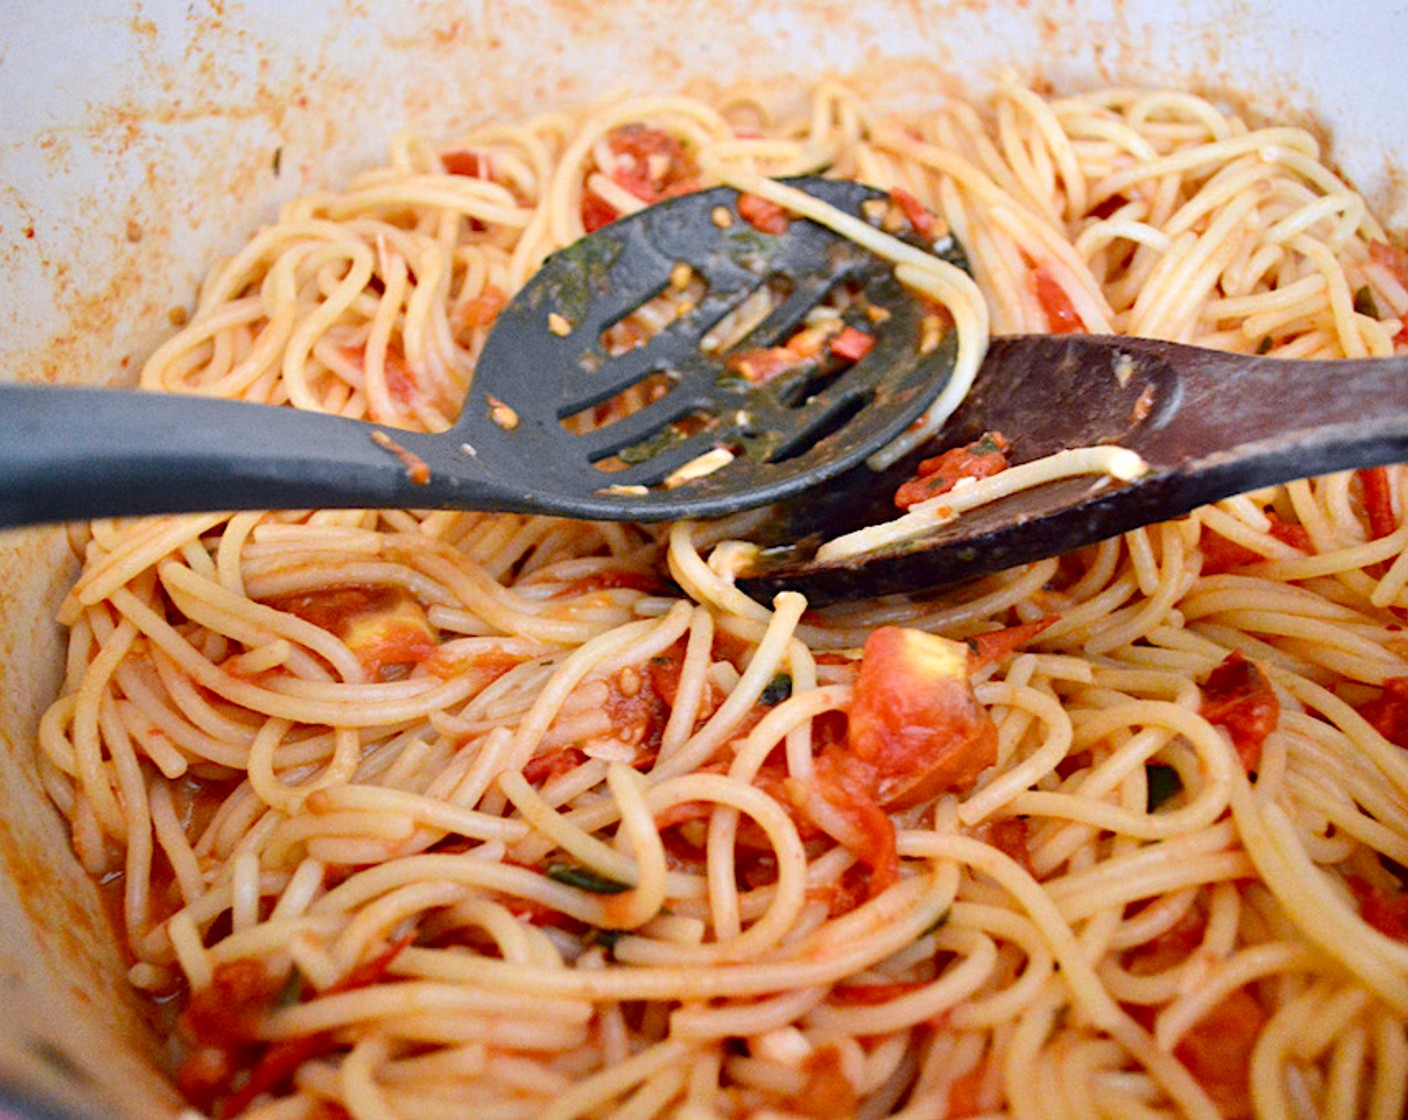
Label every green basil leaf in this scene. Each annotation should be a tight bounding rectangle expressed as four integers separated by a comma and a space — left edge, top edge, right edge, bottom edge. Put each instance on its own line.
546, 862, 630, 894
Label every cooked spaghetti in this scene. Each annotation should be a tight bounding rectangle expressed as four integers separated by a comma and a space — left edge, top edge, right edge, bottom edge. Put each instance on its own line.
35, 79, 1408, 1120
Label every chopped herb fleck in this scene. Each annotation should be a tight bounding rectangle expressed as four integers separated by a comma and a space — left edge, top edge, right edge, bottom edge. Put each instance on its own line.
922, 909, 950, 937
974, 433, 1003, 455
272, 146, 283, 176
275, 965, 305, 1009
761, 673, 793, 705
1256, 335, 1273, 354
546, 862, 630, 894
1146, 763, 1183, 812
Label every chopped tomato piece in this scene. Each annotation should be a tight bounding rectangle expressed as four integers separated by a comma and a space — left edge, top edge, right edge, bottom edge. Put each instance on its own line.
1029, 264, 1084, 334
271, 585, 438, 682
1199, 651, 1278, 772
968, 614, 1058, 669
1359, 466, 1397, 539
1173, 988, 1265, 1119
946, 1059, 990, 1119
1266, 514, 1313, 552
456, 284, 507, 332
811, 748, 899, 895
848, 627, 997, 807
890, 186, 937, 239
1199, 512, 1312, 573
606, 124, 697, 203
828, 325, 875, 363
1358, 676, 1408, 749
581, 189, 619, 232
1347, 876, 1408, 942
522, 747, 588, 786
972, 817, 1033, 876
894, 432, 1010, 510
441, 150, 489, 178
736, 192, 790, 234
726, 344, 808, 385
179, 960, 282, 1051
781, 1047, 858, 1120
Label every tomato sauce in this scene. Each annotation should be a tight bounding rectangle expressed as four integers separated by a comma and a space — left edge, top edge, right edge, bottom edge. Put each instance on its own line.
1199, 651, 1278, 773
893, 433, 1010, 510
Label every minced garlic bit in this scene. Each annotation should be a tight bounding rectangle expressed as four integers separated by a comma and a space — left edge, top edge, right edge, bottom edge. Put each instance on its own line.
487, 395, 520, 431
1113, 351, 1135, 388
600, 483, 649, 496
663, 446, 735, 488
919, 313, 945, 355
710, 205, 734, 229
669, 262, 693, 289
547, 312, 572, 336
815, 445, 1149, 563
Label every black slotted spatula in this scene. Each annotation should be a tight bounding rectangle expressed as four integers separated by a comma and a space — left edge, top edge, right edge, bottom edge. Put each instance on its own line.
0, 179, 963, 530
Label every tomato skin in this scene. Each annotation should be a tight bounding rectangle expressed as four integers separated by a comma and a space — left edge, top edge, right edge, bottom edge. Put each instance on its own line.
1029, 264, 1084, 333
1359, 466, 1397, 538
848, 627, 997, 807
968, 614, 1057, 668
736, 192, 790, 234
890, 186, 937, 239
1199, 651, 1278, 772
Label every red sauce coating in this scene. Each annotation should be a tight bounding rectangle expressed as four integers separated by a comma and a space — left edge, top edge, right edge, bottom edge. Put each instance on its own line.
893, 432, 1010, 510
1199, 651, 1278, 773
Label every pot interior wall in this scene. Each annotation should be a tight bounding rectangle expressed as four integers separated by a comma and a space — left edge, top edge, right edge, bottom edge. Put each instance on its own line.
0, 2, 1401, 1116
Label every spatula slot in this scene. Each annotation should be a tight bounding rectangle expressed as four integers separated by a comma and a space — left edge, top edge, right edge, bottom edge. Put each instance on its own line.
600, 266, 709, 357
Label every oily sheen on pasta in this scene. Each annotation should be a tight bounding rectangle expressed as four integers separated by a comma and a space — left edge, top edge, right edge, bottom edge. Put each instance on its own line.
35, 80, 1408, 1120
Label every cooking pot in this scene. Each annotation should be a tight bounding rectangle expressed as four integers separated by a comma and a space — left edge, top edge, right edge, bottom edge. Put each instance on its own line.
0, 2, 1402, 1116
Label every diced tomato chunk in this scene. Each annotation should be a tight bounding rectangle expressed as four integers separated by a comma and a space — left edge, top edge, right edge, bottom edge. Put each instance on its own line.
1359, 466, 1397, 539
890, 186, 937, 239
972, 816, 1033, 876
726, 345, 807, 385
1347, 876, 1408, 942
581, 190, 619, 232
441, 150, 488, 178
828, 325, 875, 363
1029, 264, 1084, 334
1198, 511, 1312, 574
894, 432, 1010, 510
457, 284, 507, 332
1199, 651, 1278, 773
780, 1047, 858, 1120
1173, 988, 1265, 1119
967, 614, 1058, 669
736, 192, 790, 234
848, 627, 997, 807
945, 1059, 990, 1118
811, 749, 899, 895
606, 124, 696, 203
1358, 676, 1408, 749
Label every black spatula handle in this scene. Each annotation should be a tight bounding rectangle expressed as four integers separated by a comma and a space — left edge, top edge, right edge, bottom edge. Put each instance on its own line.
0, 385, 523, 528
